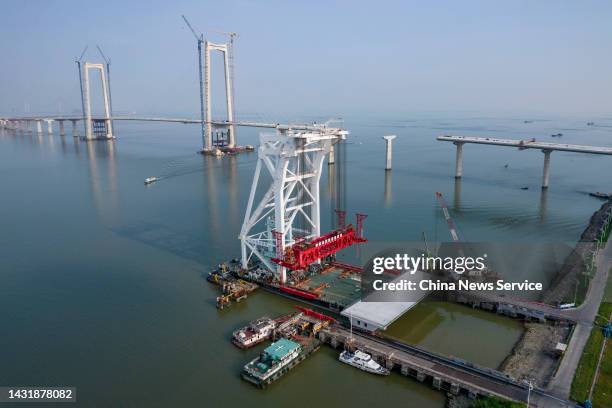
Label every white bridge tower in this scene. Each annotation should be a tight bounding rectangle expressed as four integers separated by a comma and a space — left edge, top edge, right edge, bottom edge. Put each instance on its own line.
239, 125, 347, 283
204, 41, 236, 151
80, 62, 113, 140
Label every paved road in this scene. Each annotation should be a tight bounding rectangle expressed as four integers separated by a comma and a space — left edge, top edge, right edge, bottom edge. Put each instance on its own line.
547, 239, 612, 400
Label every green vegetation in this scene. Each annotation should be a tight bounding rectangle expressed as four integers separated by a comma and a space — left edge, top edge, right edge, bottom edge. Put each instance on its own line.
561, 251, 596, 307
570, 302, 612, 405
601, 216, 611, 244
605, 267, 612, 303
471, 396, 524, 408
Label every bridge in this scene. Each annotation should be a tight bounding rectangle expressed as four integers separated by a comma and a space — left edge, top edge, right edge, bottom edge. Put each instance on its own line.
0, 115, 338, 139
437, 135, 612, 188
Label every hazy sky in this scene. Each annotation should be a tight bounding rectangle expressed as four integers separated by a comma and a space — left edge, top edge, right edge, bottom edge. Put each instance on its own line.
1, 0, 611, 118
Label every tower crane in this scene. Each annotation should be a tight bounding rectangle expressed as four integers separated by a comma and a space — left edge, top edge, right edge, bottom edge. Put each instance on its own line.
435, 192, 484, 277
435, 192, 460, 242
181, 15, 206, 148
75, 46, 88, 136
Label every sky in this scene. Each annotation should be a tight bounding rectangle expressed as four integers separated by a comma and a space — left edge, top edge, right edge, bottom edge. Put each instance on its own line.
1, 0, 611, 119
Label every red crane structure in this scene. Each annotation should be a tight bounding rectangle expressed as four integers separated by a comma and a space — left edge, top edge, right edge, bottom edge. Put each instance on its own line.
271, 214, 367, 271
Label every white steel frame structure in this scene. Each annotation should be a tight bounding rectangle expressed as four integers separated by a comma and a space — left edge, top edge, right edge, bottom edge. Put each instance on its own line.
204, 41, 236, 150
240, 126, 347, 283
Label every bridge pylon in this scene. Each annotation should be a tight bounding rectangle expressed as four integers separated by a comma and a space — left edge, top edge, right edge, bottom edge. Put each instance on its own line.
79, 62, 114, 140
203, 41, 236, 151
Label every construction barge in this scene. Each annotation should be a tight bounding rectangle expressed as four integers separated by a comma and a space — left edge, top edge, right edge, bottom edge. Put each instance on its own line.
207, 260, 259, 309
207, 256, 362, 312
239, 308, 333, 388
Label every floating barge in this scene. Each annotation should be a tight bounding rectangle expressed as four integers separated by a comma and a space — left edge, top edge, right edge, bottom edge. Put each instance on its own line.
239, 308, 331, 388
208, 258, 362, 312
241, 337, 320, 388
200, 145, 254, 156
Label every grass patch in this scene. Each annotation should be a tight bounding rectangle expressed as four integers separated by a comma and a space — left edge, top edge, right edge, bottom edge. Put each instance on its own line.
570, 302, 612, 404
605, 267, 612, 303
471, 396, 524, 407
592, 303, 612, 407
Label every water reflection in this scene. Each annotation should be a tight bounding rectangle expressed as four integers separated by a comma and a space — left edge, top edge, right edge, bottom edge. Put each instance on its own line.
453, 178, 462, 211
225, 155, 239, 232
204, 156, 221, 241
384, 171, 392, 207
85, 140, 119, 223
539, 189, 548, 223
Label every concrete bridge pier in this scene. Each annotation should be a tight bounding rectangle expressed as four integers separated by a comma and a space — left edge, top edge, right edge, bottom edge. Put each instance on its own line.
71, 120, 78, 137
328, 144, 335, 165
26, 120, 32, 133
542, 149, 552, 189
45, 120, 54, 135
36, 120, 43, 134
383, 135, 396, 170
454, 141, 465, 178
58, 120, 65, 136
450, 383, 460, 395
385, 358, 395, 370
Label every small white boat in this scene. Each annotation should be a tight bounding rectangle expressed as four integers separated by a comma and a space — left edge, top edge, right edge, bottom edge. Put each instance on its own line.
144, 177, 159, 185
339, 350, 390, 375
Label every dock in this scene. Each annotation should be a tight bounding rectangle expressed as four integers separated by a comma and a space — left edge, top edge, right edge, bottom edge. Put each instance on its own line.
318, 325, 574, 407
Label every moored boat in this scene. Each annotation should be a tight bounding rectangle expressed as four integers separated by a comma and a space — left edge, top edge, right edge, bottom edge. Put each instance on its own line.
339, 349, 390, 375
232, 317, 276, 349
242, 338, 302, 385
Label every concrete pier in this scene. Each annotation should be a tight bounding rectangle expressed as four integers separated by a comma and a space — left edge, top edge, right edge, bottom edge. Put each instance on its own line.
71, 120, 78, 137
542, 149, 552, 189
454, 141, 464, 178
58, 120, 65, 136
36, 120, 42, 134
46, 120, 54, 135
319, 325, 530, 403
328, 144, 335, 165
383, 135, 396, 170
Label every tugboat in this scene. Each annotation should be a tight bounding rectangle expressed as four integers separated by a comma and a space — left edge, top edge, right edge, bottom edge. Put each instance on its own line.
232, 317, 276, 349
339, 349, 390, 375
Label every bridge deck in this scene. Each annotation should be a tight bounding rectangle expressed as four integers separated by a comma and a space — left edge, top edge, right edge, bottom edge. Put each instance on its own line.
1, 115, 336, 132
437, 135, 612, 155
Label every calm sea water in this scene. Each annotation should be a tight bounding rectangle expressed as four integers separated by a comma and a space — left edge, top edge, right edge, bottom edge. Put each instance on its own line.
1, 115, 610, 406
